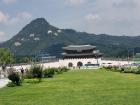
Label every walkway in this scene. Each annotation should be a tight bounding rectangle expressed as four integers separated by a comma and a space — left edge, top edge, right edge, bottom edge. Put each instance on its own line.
0, 79, 9, 88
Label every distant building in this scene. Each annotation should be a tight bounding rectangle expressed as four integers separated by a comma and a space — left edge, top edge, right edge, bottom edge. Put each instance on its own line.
37, 52, 57, 63
59, 45, 103, 68
134, 47, 140, 54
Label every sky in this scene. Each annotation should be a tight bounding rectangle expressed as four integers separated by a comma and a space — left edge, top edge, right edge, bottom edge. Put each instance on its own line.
0, 0, 140, 42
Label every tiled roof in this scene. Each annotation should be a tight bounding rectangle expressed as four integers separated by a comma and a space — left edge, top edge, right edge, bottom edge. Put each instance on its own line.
63, 45, 96, 51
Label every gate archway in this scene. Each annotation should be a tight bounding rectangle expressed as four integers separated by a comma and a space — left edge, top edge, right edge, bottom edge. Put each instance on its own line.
77, 62, 83, 67
68, 62, 73, 67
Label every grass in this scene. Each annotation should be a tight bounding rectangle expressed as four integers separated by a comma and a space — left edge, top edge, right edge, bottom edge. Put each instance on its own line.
1, 69, 140, 105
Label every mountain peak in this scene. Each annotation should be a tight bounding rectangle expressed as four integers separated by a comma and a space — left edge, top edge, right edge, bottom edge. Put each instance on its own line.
30, 18, 49, 25
17, 18, 52, 36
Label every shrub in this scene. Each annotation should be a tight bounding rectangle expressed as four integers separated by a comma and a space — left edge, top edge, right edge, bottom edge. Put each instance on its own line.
8, 72, 21, 86
119, 67, 125, 72
60, 67, 69, 72
30, 64, 43, 82
55, 68, 63, 74
133, 67, 140, 74
103, 65, 140, 75
7, 82, 16, 87
105, 66, 113, 70
43, 67, 69, 78
123, 68, 133, 73
104, 66, 119, 72
54, 67, 69, 74
110, 67, 117, 72
43, 68, 55, 78
7, 67, 16, 75
25, 70, 33, 79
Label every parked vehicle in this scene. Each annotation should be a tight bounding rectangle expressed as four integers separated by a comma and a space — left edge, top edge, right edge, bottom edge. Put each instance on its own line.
82, 64, 100, 69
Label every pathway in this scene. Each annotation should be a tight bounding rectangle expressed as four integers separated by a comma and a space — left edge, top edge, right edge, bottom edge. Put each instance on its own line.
0, 79, 9, 88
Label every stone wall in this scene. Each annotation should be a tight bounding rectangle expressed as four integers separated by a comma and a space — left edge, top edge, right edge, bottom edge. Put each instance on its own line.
59, 58, 101, 67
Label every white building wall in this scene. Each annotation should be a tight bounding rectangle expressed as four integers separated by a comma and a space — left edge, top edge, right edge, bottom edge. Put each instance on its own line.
2, 59, 133, 72
101, 60, 132, 67
10, 62, 60, 71
43, 62, 60, 68
59, 58, 101, 67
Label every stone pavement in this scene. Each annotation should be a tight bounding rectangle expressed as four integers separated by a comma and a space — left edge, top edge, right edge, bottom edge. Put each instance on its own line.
0, 79, 10, 88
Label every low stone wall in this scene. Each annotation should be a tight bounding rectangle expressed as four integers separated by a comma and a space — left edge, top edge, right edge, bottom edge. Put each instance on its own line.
101, 60, 132, 66
8, 62, 60, 72
59, 58, 101, 67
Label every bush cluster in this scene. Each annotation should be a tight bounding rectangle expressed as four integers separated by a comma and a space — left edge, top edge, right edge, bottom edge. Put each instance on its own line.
55, 67, 69, 74
102, 66, 140, 74
25, 65, 70, 81
43, 68, 55, 78
7, 65, 70, 87
43, 67, 70, 78
7, 72, 21, 87
25, 64, 43, 82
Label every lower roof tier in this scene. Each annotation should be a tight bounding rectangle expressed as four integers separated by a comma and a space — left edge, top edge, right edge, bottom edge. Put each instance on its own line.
62, 53, 103, 59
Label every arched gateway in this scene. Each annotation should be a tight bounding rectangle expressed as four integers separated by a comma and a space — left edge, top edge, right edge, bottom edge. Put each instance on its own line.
77, 62, 83, 67
68, 62, 73, 67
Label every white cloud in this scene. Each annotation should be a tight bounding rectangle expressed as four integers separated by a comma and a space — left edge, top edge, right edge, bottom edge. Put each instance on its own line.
72, 0, 140, 35
0, 11, 32, 25
0, 31, 7, 42
8, 12, 32, 25
67, 0, 87, 5
112, 0, 138, 8
3, 0, 17, 4
0, 31, 5, 37
85, 14, 100, 22
1, 0, 140, 38
0, 11, 9, 24
0, 11, 32, 42
17, 12, 32, 19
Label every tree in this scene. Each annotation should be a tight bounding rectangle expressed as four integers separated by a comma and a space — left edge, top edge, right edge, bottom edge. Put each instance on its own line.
0, 48, 13, 77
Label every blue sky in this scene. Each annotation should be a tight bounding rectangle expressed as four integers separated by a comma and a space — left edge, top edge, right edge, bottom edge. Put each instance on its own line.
0, 0, 140, 41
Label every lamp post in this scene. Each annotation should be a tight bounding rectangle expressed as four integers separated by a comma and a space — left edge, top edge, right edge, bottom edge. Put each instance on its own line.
127, 49, 130, 65
127, 48, 135, 65
133, 49, 135, 61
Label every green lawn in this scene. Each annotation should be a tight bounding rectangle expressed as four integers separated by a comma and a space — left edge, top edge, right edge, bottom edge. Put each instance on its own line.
1, 70, 140, 105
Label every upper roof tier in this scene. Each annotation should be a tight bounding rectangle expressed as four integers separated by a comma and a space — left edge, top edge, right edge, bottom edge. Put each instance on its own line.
63, 45, 96, 51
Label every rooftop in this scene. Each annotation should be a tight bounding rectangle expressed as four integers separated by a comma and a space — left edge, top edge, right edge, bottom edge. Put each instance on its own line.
63, 45, 96, 51
62, 53, 103, 57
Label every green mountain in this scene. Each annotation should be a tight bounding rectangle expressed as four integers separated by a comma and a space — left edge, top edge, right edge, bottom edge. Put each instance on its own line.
1, 18, 140, 57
